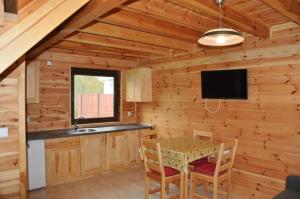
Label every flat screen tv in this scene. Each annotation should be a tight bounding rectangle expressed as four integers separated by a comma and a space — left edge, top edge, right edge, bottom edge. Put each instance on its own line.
201, 69, 248, 99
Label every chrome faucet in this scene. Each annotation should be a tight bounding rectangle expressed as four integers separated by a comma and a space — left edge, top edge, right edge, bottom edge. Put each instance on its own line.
74, 117, 85, 131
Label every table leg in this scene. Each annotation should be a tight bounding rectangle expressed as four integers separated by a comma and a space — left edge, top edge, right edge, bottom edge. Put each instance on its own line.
180, 171, 189, 199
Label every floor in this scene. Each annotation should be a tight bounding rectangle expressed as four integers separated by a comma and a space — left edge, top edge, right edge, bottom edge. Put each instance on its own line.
28, 166, 224, 199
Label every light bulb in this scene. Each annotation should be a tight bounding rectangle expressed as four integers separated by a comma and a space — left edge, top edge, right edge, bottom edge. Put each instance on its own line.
216, 35, 226, 44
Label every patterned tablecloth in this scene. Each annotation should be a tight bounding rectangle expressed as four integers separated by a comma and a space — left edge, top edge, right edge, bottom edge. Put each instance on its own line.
148, 137, 219, 172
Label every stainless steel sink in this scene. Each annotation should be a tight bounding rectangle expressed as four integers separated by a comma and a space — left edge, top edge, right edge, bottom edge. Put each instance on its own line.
65, 128, 98, 134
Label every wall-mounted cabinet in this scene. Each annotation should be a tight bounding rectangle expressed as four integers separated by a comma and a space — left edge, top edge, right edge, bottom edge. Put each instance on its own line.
126, 68, 152, 102
26, 61, 39, 103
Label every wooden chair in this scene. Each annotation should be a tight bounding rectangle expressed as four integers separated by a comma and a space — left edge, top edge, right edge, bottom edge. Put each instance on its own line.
141, 140, 181, 199
190, 139, 238, 199
139, 130, 160, 160
189, 130, 215, 167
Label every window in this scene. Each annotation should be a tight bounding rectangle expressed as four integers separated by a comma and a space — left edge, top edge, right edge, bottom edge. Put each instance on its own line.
71, 68, 120, 124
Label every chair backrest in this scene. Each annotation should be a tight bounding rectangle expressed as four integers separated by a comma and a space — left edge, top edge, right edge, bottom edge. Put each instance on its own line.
141, 140, 165, 176
193, 130, 214, 142
139, 131, 159, 160
214, 139, 238, 178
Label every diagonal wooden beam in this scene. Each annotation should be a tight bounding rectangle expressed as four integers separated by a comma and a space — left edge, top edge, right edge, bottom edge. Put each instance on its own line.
260, 0, 300, 25
28, 0, 134, 59
166, 0, 270, 38
0, 0, 90, 75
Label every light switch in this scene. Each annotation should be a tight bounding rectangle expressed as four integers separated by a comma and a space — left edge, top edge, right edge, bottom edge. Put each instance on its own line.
0, 127, 8, 138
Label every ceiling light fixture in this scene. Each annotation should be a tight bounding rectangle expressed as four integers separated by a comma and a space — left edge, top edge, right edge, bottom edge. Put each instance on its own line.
198, 0, 244, 46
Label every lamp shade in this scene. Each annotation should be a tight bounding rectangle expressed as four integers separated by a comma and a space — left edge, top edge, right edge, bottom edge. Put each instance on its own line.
198, 28, 244, 46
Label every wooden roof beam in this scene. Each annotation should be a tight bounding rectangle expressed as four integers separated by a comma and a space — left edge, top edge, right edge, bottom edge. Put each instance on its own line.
166, 0, 270, 38
122, 0, 218, 32
0, 0, 90, 75
99, 9, 201, 43
260, 0, 300, 25
53, 41, 152, 59
79, 22, 194, 51
28, 0, 134, 59
65, 32, 173, 56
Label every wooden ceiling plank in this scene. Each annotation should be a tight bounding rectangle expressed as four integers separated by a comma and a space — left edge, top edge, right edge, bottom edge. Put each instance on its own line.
28, 0, 134, 59
260, 0, 300, 25
166, 0, 270, 38
53, 41, 152, 58
47, 47, 141, 61
122, 0, 218, 32
65, 32, 173, 55
99, 9, 201, 42
79, 22, 194, 51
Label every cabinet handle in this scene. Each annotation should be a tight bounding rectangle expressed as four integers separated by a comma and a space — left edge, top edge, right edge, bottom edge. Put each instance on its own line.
112, 137, 116, 149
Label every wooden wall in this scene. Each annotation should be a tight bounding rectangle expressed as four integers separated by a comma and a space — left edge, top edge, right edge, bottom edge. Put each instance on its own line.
0, 60, 26, 198
138, 23, 300, 198
27, 51, 137, 132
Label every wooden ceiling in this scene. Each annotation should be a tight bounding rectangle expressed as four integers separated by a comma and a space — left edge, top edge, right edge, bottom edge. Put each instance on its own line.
28, 0, 300, 62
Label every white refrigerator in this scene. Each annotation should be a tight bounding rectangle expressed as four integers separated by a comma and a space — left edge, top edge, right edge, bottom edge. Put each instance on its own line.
27, 140, 46, 190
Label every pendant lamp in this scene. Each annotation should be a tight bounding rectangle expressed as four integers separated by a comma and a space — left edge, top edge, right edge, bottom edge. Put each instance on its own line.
198, 0, 244, 46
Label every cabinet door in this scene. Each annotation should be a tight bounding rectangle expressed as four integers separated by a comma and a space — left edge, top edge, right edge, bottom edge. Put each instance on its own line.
80, 134, 106, 175
126, 68, 152, 102
26, 61, 39, 103
106, 132, 129, 169
128, 131, 142, 164
46, 146, 80, 185
45, 137, 80, 185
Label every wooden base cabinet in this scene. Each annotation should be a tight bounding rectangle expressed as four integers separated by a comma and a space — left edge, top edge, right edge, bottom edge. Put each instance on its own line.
80, 134, 106, 176
45, 130, 147, 185
106, 132, 130, 170
45, 137, 81, 185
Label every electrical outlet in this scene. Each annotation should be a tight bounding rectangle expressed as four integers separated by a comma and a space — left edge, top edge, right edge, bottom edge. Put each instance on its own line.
0, 127, 8, 138
127, 111, 133, 117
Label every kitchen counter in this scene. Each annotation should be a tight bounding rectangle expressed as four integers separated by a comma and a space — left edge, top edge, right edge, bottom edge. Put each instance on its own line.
27, 123, 152, 140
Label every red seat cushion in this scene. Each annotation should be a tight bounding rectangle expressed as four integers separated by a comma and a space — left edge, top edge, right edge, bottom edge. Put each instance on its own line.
151, 166, 180, 177
189, 157, 209, 166
192, 162, 216, 176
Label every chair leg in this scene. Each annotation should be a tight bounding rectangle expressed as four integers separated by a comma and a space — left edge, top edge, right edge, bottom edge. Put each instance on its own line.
145, 176, 150, 199
227, 177, 232, 199
213, 181, 218, 199
166, 182, 170, 194
190, 174, 195, 199
204, 182, 209, 193
161, 180, 166, 199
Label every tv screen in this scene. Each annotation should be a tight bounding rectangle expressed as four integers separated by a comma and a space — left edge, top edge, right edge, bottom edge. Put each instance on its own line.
201, 69, 248, 99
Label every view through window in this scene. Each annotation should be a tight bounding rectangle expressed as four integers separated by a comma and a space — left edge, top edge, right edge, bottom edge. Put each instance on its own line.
71, 68, 120, 124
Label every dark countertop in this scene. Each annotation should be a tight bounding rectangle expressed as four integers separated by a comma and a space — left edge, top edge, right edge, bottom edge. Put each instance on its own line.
27, 123, 152, 141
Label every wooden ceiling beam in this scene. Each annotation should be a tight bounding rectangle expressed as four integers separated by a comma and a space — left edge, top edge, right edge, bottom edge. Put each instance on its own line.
28, 0, 134, 59
166, 0, 270, 38
47, 47, 141, 61
65, 32, 173, 56
79, 21, 194, 51
122, 0, 218, 32
99, 9, 201, 42
53, 41, 152, 59
260, 0, 300, 25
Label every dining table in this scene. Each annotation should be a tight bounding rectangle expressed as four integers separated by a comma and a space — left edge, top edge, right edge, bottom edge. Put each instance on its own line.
147, 136, 219, 199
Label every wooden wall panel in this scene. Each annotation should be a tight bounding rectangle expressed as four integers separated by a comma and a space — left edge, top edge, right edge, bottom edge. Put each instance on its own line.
137, 23, 300, 198
0, 60, 26, 198
27, 52, 137, 132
